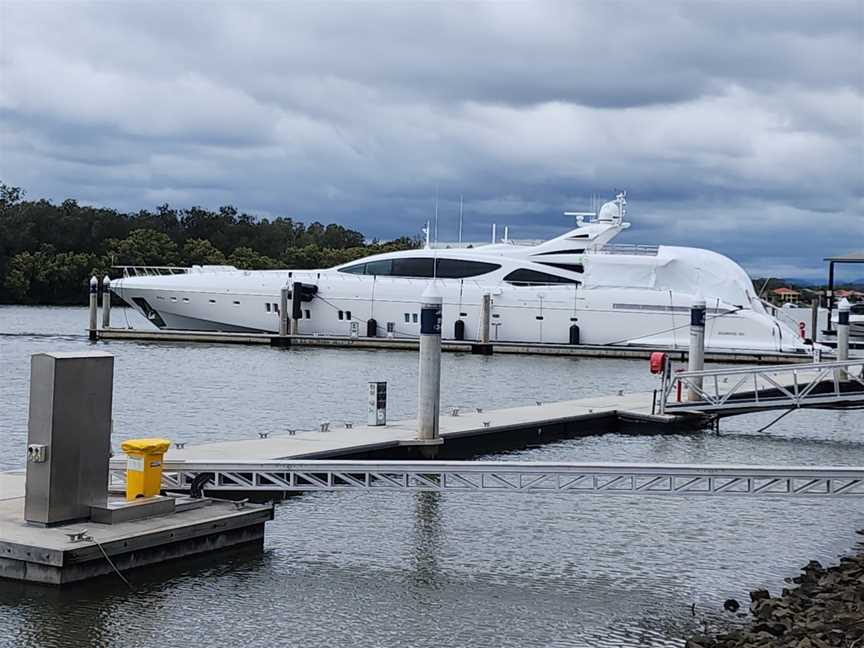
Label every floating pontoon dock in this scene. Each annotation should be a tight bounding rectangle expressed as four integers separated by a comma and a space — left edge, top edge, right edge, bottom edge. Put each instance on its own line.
94, 326, 817, 365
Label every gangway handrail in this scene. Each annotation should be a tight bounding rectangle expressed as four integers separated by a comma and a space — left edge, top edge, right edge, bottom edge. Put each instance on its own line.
671, 358, 862, 379
658, 359, 864, 414
107, 459, 864, 497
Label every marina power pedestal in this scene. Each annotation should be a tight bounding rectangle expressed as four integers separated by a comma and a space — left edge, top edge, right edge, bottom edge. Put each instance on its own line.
25, 351, 114, 526
367, 381, 387, 426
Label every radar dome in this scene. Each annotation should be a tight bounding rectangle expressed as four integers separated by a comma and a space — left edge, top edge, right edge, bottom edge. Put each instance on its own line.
597, 200, 619, 222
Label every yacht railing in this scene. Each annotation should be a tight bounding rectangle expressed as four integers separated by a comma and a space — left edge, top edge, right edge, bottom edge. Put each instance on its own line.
113, 265, 191, 278
595, 244, 659, 256
760, 298, 806, 332
429, 239, 542, 249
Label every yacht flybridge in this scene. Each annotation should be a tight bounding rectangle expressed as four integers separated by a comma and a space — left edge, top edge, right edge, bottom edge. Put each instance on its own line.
112, 193, 812, 354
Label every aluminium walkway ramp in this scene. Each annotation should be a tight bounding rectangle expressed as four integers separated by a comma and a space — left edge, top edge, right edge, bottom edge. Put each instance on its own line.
660, 359, 864, 416
107, 459, 864, 499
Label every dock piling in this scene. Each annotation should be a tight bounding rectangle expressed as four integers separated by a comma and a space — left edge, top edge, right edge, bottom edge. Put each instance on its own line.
837, 298, 850, 380
279, 286, 289, 337
417, 282, 443, 442
291, 281, 302, 335
88, 276, 98, 341
479, 293, 491, 344
101, 276, 111, 329
687, 299, 706, 401
811, 296, 820, 343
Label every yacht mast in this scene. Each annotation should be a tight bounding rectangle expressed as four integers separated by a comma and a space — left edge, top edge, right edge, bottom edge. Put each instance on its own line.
458, 195, 463, 245
433, 196, 439, 247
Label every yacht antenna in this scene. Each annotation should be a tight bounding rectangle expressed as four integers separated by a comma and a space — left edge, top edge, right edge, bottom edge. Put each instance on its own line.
433, 196, 439, 247
458, 195, 463, 245
422, 221, 431, 249
503, 226, 509, 242
614, 191, 627, 222
491, 223, 497, 244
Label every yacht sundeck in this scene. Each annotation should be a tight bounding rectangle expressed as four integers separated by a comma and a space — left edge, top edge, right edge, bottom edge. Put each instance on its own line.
112, 193, 812, 354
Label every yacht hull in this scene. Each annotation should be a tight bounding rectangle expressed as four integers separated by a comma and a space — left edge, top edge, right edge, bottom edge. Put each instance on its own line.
113, 273, 807, 354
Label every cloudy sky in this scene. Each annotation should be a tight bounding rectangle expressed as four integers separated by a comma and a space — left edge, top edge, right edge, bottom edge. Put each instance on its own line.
1, 1, 862, 278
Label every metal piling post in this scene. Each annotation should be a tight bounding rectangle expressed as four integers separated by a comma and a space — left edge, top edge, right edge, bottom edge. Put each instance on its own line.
291, 281, 302, 336
279, 285, 289, 337
479, 293, 491, 344
837, 298, 850, 380
810, 296, 820, 344
687, 299, 706, 401
101, 276, 112, 329
88, 276, 98, 341
417, 282, 443, 441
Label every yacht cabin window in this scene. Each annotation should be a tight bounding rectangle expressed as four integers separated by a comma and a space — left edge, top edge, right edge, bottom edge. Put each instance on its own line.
392, 258, 434, 277
435, 259, 501, 278
338, 257, 501, 279
503, 269, 581, 286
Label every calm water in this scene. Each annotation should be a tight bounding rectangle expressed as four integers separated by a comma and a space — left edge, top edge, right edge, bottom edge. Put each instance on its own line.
1, 306, 863, 648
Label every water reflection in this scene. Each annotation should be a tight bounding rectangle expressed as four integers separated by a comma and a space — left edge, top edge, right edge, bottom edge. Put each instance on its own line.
2, 307, 864, 647
412, 491, 444, 589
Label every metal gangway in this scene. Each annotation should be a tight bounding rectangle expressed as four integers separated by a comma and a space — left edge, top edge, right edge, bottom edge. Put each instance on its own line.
108, 460, 864, 498
658, 359, 864, 416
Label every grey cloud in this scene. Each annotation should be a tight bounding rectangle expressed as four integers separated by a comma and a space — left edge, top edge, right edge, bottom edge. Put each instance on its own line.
0, 0, 861, 277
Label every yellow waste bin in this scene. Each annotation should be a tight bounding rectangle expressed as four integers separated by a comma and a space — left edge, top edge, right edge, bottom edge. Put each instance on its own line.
121, 438, 171, 500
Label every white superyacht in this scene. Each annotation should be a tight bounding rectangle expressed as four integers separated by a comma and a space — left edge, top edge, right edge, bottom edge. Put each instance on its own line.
112, 193, 811, 354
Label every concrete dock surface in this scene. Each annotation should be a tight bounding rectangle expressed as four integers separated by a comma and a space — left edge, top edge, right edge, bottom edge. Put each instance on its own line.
0, 496, 273, 584
138, 390, 681, 463
2, 391, 683, 500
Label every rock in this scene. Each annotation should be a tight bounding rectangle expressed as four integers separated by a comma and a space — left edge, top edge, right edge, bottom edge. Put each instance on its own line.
750, 588, 771, 602
687, 548, 864, 648
684, 639, 714, 648
751, 622, 786, 637
752, 598, 788, 620
722, 598, 740, 613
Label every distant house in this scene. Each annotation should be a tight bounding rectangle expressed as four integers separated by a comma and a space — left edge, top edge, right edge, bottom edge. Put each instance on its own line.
835, 289, 864, 302
772, 287, 800, 304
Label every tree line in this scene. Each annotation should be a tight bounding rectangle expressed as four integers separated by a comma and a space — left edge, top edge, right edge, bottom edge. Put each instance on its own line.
0, 184, 418, 305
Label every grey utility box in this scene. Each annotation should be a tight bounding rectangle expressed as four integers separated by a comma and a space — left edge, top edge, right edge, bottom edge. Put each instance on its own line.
25, 352, 114, 526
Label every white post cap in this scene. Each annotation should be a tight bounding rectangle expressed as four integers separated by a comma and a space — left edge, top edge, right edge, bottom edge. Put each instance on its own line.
421, 280, 443, 305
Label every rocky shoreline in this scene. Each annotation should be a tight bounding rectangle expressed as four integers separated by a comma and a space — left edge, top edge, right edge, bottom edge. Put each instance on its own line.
686, 536, 864, 648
